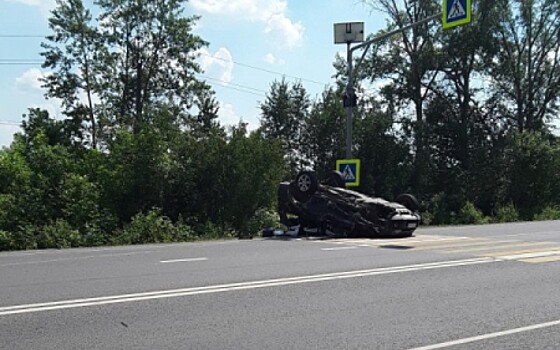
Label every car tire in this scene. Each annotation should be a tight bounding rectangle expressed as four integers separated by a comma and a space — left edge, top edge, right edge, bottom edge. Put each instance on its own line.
292, 171, 318, 202
324, 170, 345, 188
395, 193, 419, 212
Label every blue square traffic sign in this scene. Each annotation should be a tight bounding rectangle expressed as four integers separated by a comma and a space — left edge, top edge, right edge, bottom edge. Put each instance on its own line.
336, 159, 361, 187
443, 0, 471, 29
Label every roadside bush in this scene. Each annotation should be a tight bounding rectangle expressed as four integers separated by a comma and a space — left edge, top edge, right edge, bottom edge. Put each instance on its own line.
246, 208, 281, 237
82, 224, 110, 247
420, 210, 433, 226
172, 216, 195, 242
425, 193, 452, 225
494, 203, 520, 223
0, 230, 13, 251
533, 206, 560, 221
37, 219, 82, 249
81, 210, 119, 247
117, 209, 197, 244
122, 209, 176, 244
455, 201, 490, 225
60, 174, 101, 232
11, 225, 38, 250
191, 220, 234, 240
0, 194, 16, 231
108, 229, 129, 246
80, 209, 119, 247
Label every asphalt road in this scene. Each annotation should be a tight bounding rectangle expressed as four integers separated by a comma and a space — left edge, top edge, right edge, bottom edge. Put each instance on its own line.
1, 221, 560, 349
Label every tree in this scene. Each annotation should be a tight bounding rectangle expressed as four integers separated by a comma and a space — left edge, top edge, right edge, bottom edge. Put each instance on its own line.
260, 78, 310, 174
429, 0, 502, 171
221, 124, 286, 233
418, 0, 508, 212
361, 0, 441, 194
41, 0, 212, 147
505, 132, 560, 218
302, 87, 346, 177
354, 102, 411, 199
487, 0, 560, 132
18, 108, 82, 151
41, 0, 100, 148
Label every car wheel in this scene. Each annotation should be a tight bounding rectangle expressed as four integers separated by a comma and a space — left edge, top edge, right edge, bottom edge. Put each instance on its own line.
324, 170, 345, 188
395, 193, 419, 212
292, 171, 318, 202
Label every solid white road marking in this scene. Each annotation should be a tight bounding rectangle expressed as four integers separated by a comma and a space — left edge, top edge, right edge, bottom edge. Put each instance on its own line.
407, 319, 560, 350
160, 258, 208, 263
0, 257, 494, 317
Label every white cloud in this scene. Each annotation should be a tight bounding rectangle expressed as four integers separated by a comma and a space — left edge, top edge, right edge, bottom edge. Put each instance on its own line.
30, 101, 62, 120
0, 125, 22, 148
15, 69, 67, 120
218, 102, 258, 131
7, 0, 43, 6
199, 48, 234, 85
191, 0, 285, 20
7, 0, 56, 16
264, 13, 304, 48
263, 53, 285, 65
15, 68, 46, 92
218, 102, 240, 126
191, 0, 304, 48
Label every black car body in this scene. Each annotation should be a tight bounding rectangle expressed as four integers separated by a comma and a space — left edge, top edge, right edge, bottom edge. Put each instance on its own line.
278, 171, 421, 238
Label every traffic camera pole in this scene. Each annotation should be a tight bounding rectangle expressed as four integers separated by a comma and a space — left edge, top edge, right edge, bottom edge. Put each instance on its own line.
345, 42, 354, 159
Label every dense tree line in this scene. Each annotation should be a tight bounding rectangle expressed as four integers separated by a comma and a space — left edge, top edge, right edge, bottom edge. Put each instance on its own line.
0, 0, 286, 250
1, 0, 559, 250
262, 0, 560, 224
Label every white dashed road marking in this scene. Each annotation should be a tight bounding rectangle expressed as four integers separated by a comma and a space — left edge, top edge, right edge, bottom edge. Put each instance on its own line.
159, 258, 208, 263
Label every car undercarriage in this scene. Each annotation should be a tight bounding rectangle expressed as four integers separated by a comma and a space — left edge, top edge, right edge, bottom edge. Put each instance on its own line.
277, 171, 421, 238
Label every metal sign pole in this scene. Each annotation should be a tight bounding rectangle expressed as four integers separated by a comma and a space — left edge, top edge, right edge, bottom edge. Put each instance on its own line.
346, 42, 353, 159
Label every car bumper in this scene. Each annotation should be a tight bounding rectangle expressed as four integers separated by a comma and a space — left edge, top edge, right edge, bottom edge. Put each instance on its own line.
385, 213, 420, 236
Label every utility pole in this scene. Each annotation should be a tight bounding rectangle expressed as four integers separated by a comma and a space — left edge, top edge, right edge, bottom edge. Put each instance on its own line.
345, 42, 354, 159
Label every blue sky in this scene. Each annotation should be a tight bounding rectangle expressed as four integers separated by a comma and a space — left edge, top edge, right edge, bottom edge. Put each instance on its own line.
0, 0, 387, 147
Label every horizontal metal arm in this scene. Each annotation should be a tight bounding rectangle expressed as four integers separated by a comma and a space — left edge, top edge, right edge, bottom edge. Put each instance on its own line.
352, 12, 442, 73
351, 12, 442, 53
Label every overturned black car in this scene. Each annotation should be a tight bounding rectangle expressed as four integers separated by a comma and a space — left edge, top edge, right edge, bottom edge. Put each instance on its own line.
277, 171, 421, 238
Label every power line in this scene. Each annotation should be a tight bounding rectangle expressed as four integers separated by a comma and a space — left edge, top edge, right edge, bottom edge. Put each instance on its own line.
198, 74, 267, 96
0, 59, 41, 61
0, 34, 332, 87
203, 80, 265, 98
0, 121, 21, 126
0, 56, 330, 90
0, 63, 42, 65
0, 59, 269, 97
0, 53, 328, 99
0, 59, 42, 66
0, 35, 43, 38
197, 51, 330, 87
0, 58, 333, 96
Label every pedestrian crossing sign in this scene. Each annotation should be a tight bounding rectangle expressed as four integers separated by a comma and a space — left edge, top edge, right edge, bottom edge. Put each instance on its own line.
442, 0, 471, 29
336, 159, 361, 187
